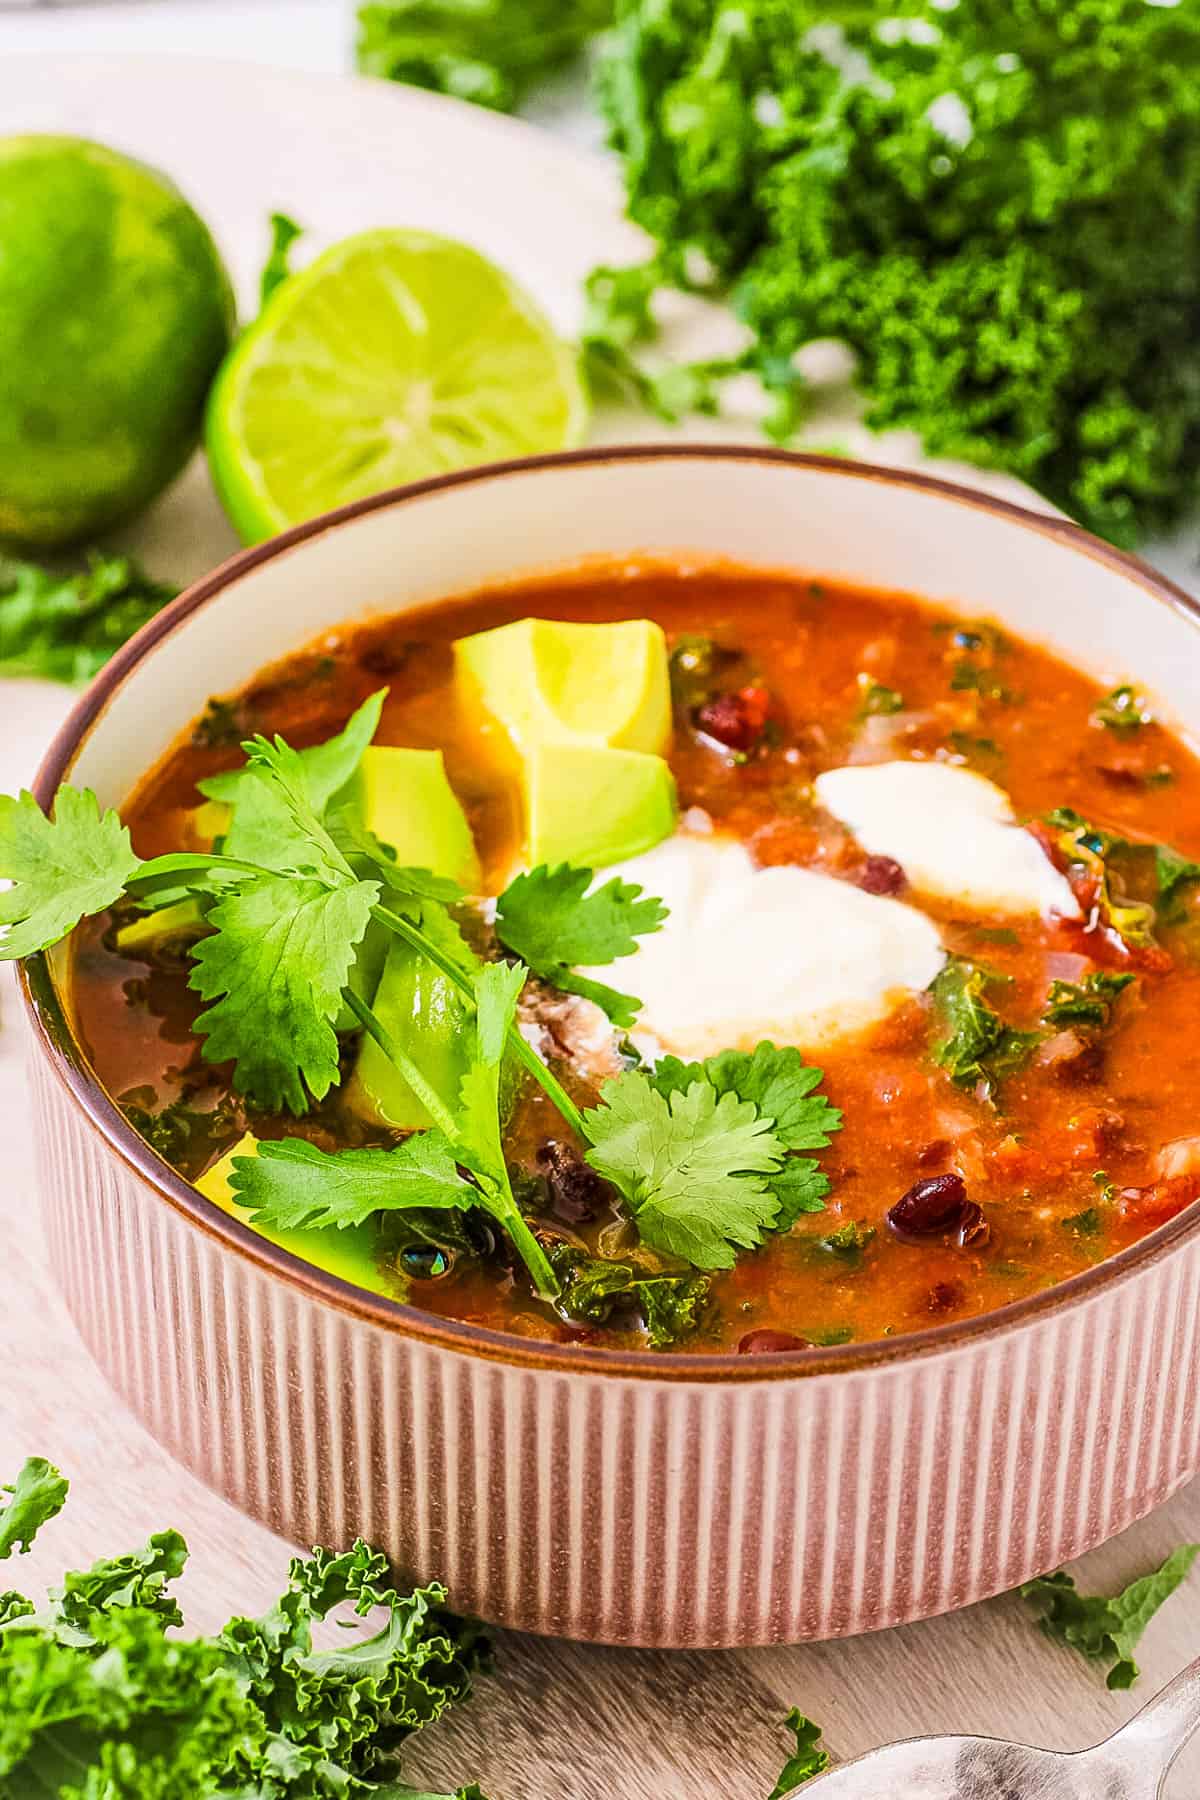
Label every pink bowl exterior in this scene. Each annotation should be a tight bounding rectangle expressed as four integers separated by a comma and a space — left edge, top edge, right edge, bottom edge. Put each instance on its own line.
22, 448, 1200, 1648
31, 1041, 1200, 1646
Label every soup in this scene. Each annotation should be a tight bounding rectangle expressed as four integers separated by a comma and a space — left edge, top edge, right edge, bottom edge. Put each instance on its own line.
60, 561, 1200, 1353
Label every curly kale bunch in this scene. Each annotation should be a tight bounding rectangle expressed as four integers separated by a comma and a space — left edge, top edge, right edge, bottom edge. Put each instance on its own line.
592, 0, 1200, 544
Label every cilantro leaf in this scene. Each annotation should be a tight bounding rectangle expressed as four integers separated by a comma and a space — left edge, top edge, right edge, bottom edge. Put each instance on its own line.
0, 788, 142, 960
200, 688, 385, 871
930, 958, 1040, 1098
0, 1458, 67, 1559
495, 862, 668, 1028
191, 874, 379, 1112
650, 1044, 841, 1225
1043, 971, 1134, 1029
651, 1043, 842, 1150
768, 1710, 831, 1798
1022, 1545, 1199, 1689
583, 1072, 786, 1269
450, 957, 528, 1190
230, 1132, 476, 1231
0, 550, 177, 685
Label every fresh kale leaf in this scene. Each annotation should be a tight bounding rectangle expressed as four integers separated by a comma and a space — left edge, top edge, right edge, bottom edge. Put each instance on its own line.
1046, 809, 1159, 948
930, 958, 1040, 1098
0, 788, 142, 960
582, 1072, 788, 1270
0, 1458, 67, 1560
768, 1710, 831, 1798
1091, 684, 1152, 735
634, 1274, 710, 1348
0, 551, 177, 685
817, 1221, 875, 1266
0, 1463, 490, 1797
495, 862, 668, 1030
1022, 1545, 1199, 1690
593, 0, 1200, 545
1043, 971, 1134, 1029
856, 680, 903, 719
231, 1132, 477, 1232
1155, 845, 1200, 912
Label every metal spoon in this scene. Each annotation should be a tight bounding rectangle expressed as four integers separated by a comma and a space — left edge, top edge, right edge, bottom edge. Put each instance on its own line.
805, 1653, 1200, 1798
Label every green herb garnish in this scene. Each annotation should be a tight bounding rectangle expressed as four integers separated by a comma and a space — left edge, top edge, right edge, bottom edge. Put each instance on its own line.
768, 1710, 831, 1798
494, 861, 668, 1028
818, 1221, 875, 1265
1043, 971, 1134, 1029
930, 958, 1040, 1098
0, 551, 177, 685
259, 210, 303, 307
0, 1456, 489, 1793
1091, 684, 1151, 735
856, 678, 903, 718
1022, 1545, 1199, 1689
1062, 1208, 1102, 1239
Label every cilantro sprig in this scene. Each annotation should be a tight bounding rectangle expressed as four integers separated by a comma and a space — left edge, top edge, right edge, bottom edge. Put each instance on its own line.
494, 861, 668, 1028
767, 1711, 831, 1798
0, 702, 844, 1310
582, 1044, 841, 1270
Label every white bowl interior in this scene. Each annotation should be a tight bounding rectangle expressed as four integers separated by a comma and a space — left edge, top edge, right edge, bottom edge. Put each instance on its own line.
68, 454, 1200, 808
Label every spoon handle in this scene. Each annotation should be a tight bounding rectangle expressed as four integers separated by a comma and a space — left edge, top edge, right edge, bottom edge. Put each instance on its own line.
1103, 1652, 1200, 1784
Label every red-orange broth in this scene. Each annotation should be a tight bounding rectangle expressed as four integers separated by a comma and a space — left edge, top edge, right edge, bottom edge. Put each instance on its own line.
68, 563, 1200, 1353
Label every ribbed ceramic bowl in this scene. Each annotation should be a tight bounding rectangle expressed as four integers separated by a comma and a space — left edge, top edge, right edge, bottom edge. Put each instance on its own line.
22, 448, 1200, 1647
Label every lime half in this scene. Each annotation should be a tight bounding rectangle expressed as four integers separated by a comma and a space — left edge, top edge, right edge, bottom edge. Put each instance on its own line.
206, 228, 588, 542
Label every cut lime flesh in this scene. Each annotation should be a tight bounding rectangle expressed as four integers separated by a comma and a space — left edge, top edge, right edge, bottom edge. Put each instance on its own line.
207, 228, 588, 542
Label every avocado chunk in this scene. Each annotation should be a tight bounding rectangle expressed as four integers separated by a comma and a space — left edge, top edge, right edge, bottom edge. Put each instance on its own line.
344, 937, 471, 1130
455, 616, 671, 755
339, 746, 480, 1129
525, 743, 677, 871
114, 897, 207, 957
195, 1132, 385, 1293
334, 745, 481, 889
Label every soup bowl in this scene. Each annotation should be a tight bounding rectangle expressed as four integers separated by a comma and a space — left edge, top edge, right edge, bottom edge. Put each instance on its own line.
21, 446, 1200, 1647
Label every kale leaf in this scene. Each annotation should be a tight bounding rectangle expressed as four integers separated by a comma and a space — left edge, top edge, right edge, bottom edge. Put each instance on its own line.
1022, 1545, 1199, 1690
592, 0, 1200, 544
0, 1460, 490, 1796
768, 1710, 831, 1798
930, 958, 1040, 1099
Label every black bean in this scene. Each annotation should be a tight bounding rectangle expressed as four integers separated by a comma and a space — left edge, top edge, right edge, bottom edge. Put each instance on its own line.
888, 1172, 988, 1248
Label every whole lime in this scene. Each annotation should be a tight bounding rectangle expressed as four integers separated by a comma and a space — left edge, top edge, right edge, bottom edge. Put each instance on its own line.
0, 136, 235, 547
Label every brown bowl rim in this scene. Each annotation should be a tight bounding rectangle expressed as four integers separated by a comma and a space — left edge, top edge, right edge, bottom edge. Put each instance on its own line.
19, 442, 1200, 1382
